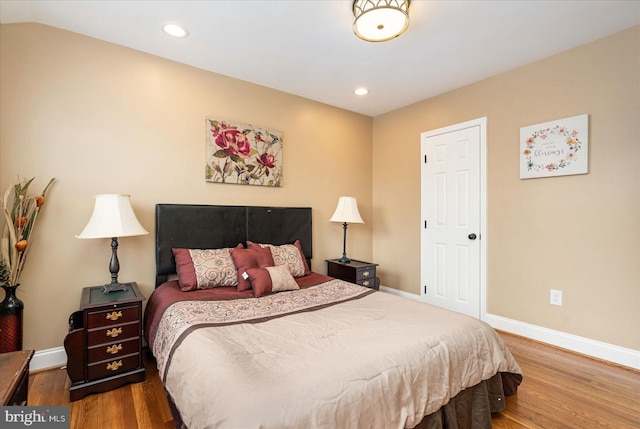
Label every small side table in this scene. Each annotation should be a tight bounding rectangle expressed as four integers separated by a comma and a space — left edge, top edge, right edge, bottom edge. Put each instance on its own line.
64, 282, 146, 401
0, 349, 34, 405
326, 259, 380, 290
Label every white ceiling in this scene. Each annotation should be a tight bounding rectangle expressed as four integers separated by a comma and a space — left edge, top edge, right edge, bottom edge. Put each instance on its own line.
1, 1, 639, 117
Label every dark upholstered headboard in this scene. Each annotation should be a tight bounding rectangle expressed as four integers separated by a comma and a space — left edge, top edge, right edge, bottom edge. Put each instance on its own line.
155, 204, 312, 287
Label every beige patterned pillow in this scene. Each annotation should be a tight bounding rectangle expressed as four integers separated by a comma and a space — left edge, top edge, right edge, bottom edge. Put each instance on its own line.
266, 266, 299, 292
261, 244, 306, 277
173, 247, 239, 291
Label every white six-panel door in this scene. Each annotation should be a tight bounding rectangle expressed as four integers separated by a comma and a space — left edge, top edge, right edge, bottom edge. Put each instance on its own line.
420, 119, 485, 319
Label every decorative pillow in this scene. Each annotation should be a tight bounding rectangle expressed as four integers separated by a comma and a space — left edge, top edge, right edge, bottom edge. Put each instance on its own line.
292, 240, 312, 276
229, 246, 275, 292
247, 240, 310, 277
173, 244, 242, 291
246, 265, 300, 298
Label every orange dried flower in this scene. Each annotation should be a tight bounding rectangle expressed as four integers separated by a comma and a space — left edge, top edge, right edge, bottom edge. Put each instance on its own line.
35, 195, 45, 207
15, 217, 28, 227
15, 240, 28, 253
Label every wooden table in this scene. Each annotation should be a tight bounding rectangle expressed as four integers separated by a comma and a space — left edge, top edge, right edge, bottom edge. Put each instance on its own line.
0, 349, 35, 405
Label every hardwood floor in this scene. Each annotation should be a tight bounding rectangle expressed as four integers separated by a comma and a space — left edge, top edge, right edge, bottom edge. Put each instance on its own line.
27, 331, 640, 428
492, 332, 639, 429
29, 351, 174, 429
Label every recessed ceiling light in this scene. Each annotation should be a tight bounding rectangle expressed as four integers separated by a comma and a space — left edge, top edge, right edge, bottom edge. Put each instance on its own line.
163, 23, 189, 38
354, 87, 369, 96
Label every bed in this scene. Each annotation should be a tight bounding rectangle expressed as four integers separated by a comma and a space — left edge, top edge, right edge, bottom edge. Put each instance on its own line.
144, 204, 522, 429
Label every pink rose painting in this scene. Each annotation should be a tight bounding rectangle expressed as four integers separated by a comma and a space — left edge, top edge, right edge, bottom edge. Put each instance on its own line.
206, 118, 283, 186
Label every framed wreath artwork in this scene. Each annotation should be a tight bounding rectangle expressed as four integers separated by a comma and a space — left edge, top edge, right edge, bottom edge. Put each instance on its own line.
206, 118, 283, 187
519, 114, 589, 179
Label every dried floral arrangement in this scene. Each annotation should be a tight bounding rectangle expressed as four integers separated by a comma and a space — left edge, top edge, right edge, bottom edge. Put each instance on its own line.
0, 177, 55, 287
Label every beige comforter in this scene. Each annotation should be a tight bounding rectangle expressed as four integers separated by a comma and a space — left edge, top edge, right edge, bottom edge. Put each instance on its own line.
153, 280, 521, 429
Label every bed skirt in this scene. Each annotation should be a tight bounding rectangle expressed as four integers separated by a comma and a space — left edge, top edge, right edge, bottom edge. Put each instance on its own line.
414, 372, 521, 429
166, 371, 521, 429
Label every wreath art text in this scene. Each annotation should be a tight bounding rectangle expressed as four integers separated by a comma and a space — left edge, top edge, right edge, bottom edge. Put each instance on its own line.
523, 125, 583, 173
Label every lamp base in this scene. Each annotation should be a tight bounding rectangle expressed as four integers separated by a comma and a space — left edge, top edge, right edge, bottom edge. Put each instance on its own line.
102, 282, 132, 294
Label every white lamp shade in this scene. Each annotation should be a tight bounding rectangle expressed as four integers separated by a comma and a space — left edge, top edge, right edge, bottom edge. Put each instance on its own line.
330, 196, 364, 224
77, 194, 148, 239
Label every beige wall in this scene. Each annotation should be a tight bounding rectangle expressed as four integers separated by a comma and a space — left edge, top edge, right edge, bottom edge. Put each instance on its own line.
0, 23, 373, 351
1, 22, 638, 355
372, 26, 640, 350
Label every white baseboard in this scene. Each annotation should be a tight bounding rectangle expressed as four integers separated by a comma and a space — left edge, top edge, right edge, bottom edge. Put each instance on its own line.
484, 313, 640, 370
379, 285, 640, 370
31, 347, 67, 372
380, 285, 422, 301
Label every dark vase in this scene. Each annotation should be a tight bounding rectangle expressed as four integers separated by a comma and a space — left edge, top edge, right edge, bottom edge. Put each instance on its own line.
0, 284, 24, 352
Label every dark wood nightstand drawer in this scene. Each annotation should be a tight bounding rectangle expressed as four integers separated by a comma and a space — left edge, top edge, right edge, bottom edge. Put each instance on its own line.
87, 353, 141, 381
355, 266, 376, 280
87, 337, 140, 363
87, 305, 139, 328
356, 277, 376, 288
87, 321, 140, 346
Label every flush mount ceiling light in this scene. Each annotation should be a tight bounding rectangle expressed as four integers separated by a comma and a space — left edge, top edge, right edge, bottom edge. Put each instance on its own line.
163, 23, 189, 38
353, 0, 410, 42
354, 87, 369, 95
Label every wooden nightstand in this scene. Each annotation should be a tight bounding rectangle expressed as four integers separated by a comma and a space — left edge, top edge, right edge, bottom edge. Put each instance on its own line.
0, 349, 34, 405
64, 282, 146, 401
326, 259, 380, 290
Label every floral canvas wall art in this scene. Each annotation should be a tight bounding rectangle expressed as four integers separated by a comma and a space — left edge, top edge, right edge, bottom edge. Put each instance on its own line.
206, 118, 283, 187
520, 114, 589, 179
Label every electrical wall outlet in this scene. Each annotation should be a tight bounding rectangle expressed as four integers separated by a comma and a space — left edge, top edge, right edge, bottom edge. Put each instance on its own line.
550, 289, 563, 306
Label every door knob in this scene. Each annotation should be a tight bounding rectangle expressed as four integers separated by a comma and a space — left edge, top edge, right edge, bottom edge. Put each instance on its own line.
468, 233, 477, 240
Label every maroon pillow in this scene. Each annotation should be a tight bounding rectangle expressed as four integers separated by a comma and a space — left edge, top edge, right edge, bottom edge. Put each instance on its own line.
173, 248, 198, 291
293, 240, 312, 276
246, 266, 299, 298
247, 240, 311, 276
229, 246, 274, 291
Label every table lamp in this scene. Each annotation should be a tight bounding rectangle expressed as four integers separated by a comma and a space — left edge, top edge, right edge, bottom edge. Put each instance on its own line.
330, 196, 364, 264
77, 194, 148, 293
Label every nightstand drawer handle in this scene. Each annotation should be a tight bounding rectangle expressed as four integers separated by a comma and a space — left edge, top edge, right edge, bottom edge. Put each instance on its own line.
106, 344, 123, 355
362, 280, 370, 287
106, 327, 122, 338
106, 311, 123, 321
106, 360, 123, 371
362, 271, 370, 277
